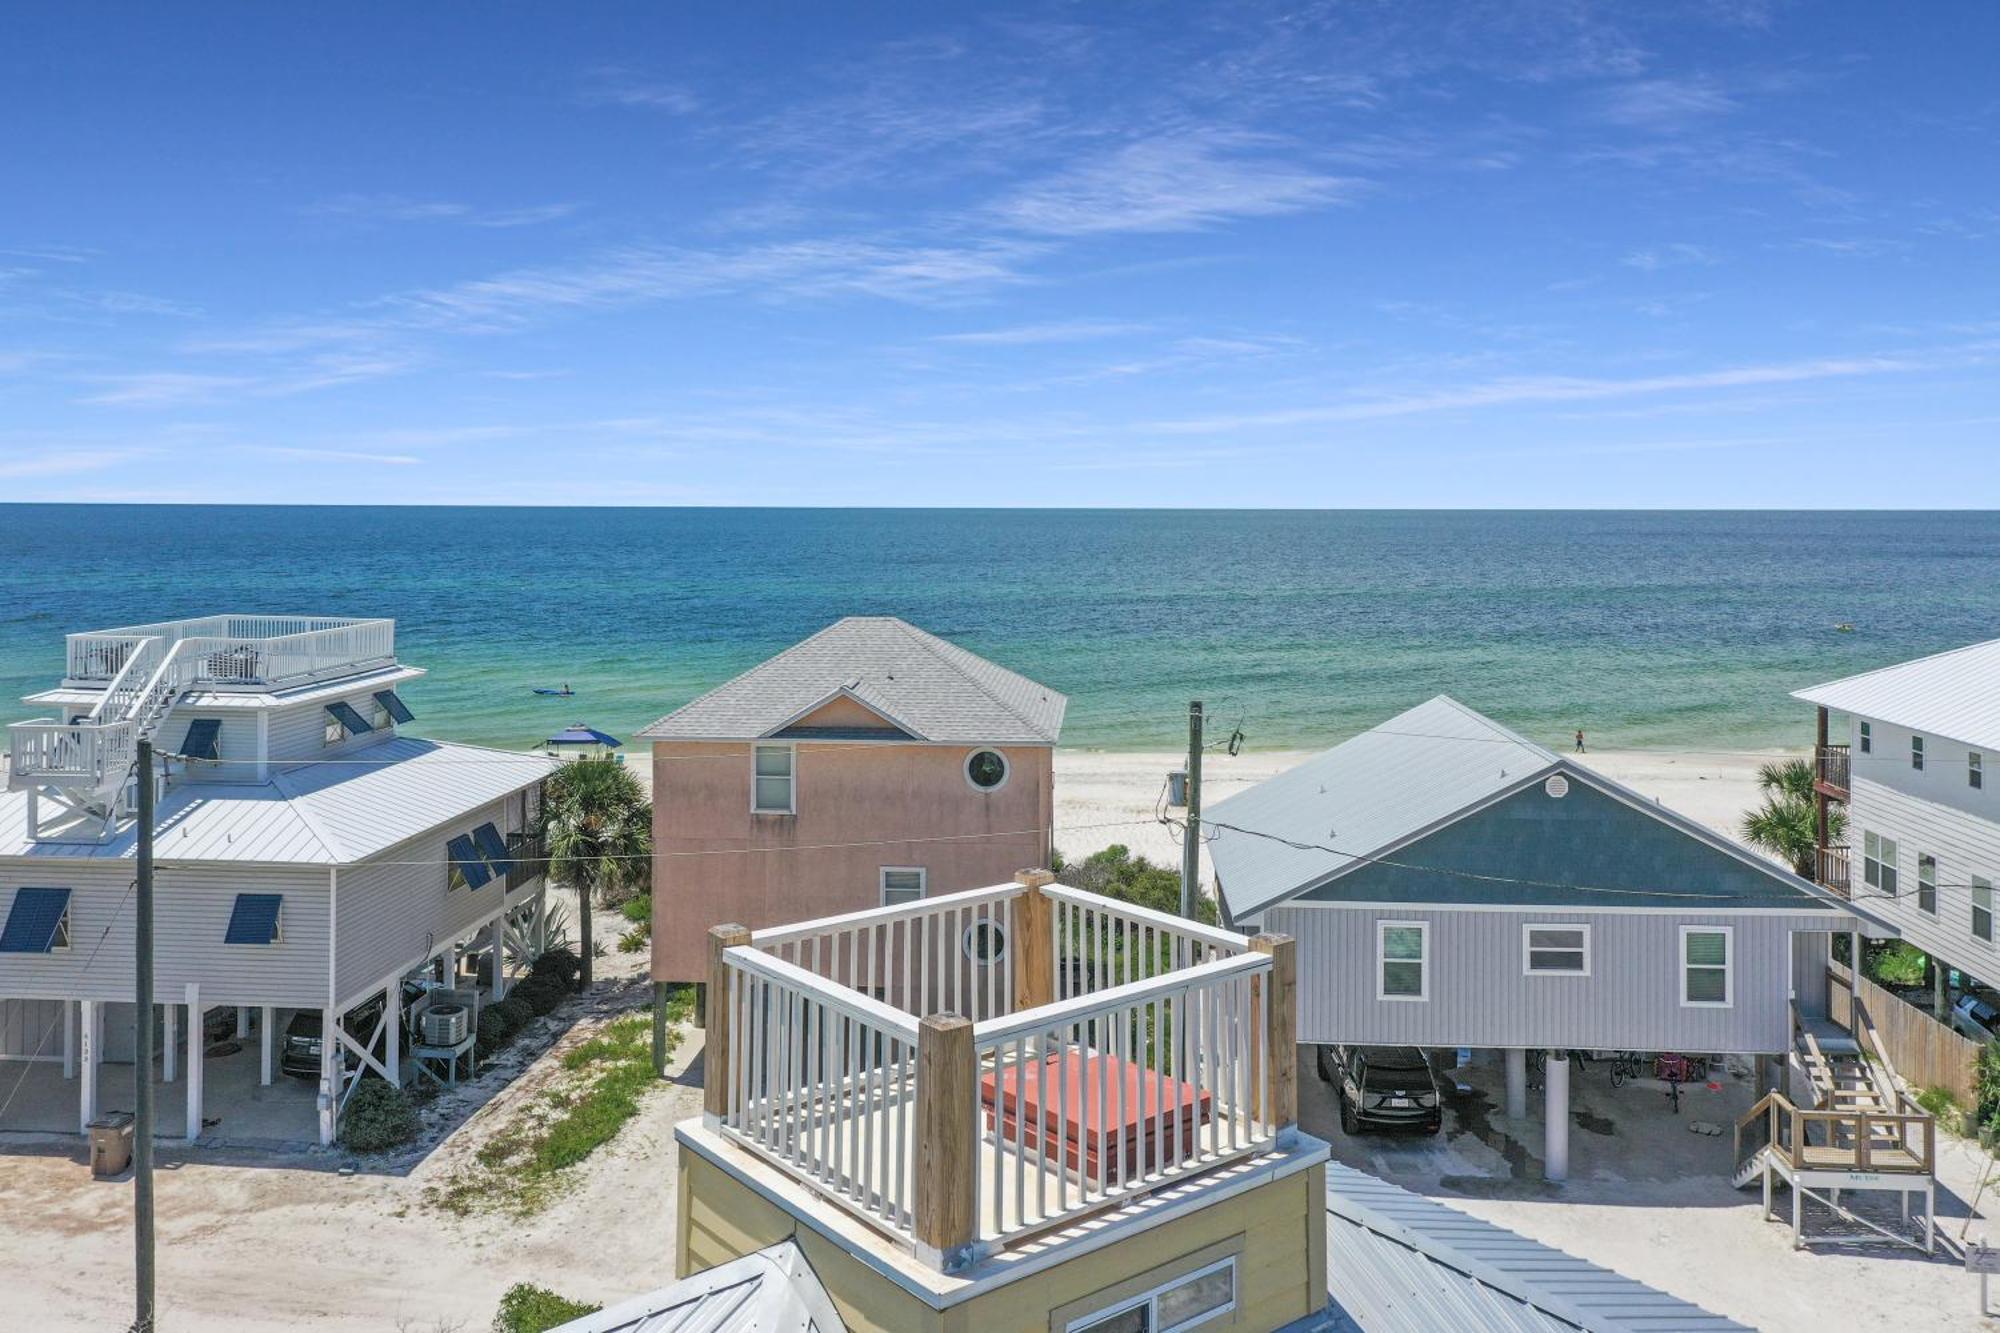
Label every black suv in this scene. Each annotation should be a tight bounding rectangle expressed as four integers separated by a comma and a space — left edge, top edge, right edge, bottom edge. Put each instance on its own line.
1319, 1044, 1442, 1135
280, 982, 433, 1079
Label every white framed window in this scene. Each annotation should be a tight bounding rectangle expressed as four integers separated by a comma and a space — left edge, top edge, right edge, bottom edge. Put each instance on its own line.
1067, 1256, 1237, 1333
372, 700, 393, 730
323, 715, 343, 746
1919, 853, 1938, 915
1863, 831, 1899, 895
1524, 923, 1590, 976
1681, 926, 1732, 1007
964, 748, 1010, 792
51, 904, 71, 952
1377, 920, 1429, 1000
1973, 752, 1985, 791
1859, 720, 1872, 753
1975, 879, 1994, 943
880, 866, 926, 906
752, 744, 795, 813
1912, 735, 1926, 771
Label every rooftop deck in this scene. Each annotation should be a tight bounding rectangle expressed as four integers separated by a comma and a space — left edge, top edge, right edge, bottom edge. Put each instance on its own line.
702, 873, 1297, 1273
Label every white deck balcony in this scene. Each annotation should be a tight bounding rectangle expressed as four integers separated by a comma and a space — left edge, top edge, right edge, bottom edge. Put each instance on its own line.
701, 872, 1298, 1273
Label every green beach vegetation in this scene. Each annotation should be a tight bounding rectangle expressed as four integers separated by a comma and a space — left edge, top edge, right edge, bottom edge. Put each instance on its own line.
540, 758, 652, 988
1739, 758, 1843, 879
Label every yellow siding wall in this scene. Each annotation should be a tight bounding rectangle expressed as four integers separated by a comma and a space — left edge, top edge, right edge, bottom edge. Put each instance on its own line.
679, 1149, 1326, 1333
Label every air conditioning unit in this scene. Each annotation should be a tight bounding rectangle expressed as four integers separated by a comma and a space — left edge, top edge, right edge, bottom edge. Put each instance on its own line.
421, 1003, 468, 1047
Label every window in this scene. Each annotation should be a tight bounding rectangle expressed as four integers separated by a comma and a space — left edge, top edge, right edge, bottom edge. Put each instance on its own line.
323, 700, 372, 745
1863, 831, 1900, 895
965, 748, 1009, 791
180, 718, 222, 761
447, 834, 492, 891
1974, 752, 1985, 791
1913, 735, 1926, 771
324, 715, 343, 746
1067, 1258, 1236, 1333
471, 822, 513, 875
1859, 721, 1872, 753
1524, 924, 1590, 975
373, 689, 414, 725
0, 887, 72, 954
1378, 921, 1428, 1000
1682, 927, 1731, 1006
1975, 879, 1994, 943
881, 866, 926, 906
752, 744, 794, 813
963, 919, 1008, 964
1919, 854, 1938, 915
224, 893, 284, 945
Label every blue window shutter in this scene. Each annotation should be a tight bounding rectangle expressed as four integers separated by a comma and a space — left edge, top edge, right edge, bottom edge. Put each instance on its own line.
373, 690, 415, 724
471, 822, 513, 874
0, 887, 71, 953
325, 701, 373, 736
181, 718, 222, 760
448, 835, 492, 889
224, 893, 283, 944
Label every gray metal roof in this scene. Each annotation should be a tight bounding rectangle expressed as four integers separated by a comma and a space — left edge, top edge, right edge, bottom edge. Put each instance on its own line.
0, 737, 552, 864
1793, 636, 2000, 752
639, 617, 1066, 745
1207, 696, 1560, 920
1324, 1163, 1747, 1332
555, 1240, 844, 1333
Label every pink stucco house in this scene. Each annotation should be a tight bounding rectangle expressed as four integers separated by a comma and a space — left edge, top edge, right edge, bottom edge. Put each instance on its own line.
639, 617, 1067, 986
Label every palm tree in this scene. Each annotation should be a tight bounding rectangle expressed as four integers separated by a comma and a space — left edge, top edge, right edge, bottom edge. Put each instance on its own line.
539, 757, 652, 989
1740, 758, 1844, 879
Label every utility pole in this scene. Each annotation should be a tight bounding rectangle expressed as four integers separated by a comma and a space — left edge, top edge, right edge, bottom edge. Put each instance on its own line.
134, 740, 156, 1333
1181, 701, 1203, 920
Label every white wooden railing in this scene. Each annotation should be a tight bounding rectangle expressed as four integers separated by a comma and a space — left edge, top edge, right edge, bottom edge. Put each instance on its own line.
706, 873, 1296, 1269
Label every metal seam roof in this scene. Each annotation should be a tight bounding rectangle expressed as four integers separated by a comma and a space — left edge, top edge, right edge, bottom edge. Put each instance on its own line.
1792, 636, 2000, 752
554, 1239, 843, 1333
1325, 1162, 1748, 1332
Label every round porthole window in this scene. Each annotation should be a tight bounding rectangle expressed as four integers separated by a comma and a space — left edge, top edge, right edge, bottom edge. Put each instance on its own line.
963, 920, 1008, 965
965, 749, 1009, 791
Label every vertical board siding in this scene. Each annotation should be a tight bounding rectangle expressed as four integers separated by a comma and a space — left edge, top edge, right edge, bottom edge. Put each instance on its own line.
1848, 774, 2000, 975
1266, 905, 1834, 1053
1829, 960, 1980, 1105
0, 864, 328, 1006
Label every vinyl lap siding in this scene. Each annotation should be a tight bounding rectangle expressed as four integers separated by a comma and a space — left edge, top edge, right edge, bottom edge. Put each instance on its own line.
0, 863, 329, 1007
268, 687, 398, 767
159, 707, 261, 784
1266, 905, 1835, 1054
1848, 773, 2000, 977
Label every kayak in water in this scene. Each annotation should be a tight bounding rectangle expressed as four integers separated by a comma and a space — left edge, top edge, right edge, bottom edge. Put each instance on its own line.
532, 683, 575, 696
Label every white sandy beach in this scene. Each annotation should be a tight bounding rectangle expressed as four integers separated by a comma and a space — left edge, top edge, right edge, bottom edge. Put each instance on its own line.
1053, 745, 1789, 879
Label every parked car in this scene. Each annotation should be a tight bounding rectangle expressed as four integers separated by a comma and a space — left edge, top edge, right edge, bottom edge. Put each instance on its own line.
1952, 993, 2000, 1044
280, 980, 433, 1079
1318, 1044, 1442, 1135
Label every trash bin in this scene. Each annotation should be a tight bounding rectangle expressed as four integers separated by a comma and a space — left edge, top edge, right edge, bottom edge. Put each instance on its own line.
89, 1112, 135, 1177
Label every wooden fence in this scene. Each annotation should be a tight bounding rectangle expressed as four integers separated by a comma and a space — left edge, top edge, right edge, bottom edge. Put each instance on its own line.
1827, 960, 1981, 1107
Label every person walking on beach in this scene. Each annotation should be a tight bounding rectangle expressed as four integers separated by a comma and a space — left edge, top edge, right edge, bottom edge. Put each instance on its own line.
1574, 729, 1586, 754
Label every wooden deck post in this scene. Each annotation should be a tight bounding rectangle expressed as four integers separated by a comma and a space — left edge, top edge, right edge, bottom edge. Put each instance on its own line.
704, 924, 751, 1124
914, 1012, 978, 1271
1251, 933, 1297, 1133
1013, 869, 1056, 1011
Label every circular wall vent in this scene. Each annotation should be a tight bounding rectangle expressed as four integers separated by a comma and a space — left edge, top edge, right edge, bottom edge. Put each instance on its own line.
1544, 774, 1570, 799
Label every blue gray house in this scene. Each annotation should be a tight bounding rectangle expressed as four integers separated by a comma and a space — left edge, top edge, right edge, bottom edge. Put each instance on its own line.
1206, 696, 1878, 1180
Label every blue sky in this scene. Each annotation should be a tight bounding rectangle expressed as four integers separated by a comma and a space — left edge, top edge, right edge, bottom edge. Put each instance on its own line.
2, 2, 1995, 507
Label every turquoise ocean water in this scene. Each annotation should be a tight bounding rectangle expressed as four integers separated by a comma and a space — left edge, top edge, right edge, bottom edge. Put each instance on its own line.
1, 506, 1994, 755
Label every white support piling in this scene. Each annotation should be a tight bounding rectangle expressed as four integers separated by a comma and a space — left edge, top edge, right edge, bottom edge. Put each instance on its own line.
77, 1000, 99, 1133
62, 1002, 75, 1079
184, 984, 202, 1145
162, 1002, 177, 1083
384, 977, 401, 1088
259, 1006, 275, 1086
235, 1005, 250, 1039
1544, 1050, 1569, 1182
1505, 1048, 1527, 1119
316, 1004, 338, 1147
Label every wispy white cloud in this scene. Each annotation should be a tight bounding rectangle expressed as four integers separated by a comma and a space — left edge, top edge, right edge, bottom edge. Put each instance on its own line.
246, 445, 421, 466
990, 132, 1360, 236
1623, 242, 1720, 270
305, 194, 581, 229
0, 446, 153, 479
1593, 77, 1739, 131
580, 66, 699, 113
932, 319, 1154, 346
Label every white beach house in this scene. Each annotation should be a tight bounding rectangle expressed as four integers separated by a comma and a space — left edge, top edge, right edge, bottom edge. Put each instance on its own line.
1796, 637, 2000, 1011
0, 616, 553, 1146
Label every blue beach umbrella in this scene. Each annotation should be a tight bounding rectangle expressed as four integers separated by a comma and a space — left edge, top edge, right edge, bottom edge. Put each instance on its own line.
545, 723, 622, 749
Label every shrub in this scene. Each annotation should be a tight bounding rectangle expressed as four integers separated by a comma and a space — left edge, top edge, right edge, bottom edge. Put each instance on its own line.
493, 1282, 600, 1333
1868, 941, 1929, 989
619, 895, 652, 924
341, 1080, 418, 1152
531, 946, 583, 990
515, 976, 566, 1018
476, 1009, 512, 1060
494, 996, 535, 1033
1977, 1041, 2000, 1123
618, 927, 648, 953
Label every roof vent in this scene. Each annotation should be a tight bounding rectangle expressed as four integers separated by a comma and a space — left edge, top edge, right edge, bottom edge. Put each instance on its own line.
1544, 775, 1570, 799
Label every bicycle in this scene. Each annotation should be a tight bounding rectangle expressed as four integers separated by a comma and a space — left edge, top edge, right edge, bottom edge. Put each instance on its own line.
1526, 1048, 1546, 1091
1608, 1051, 1644, 1088
1655, 1053, 1697, 1114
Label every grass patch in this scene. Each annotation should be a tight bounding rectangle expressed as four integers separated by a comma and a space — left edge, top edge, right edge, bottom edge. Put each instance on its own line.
1916, 1085, 1969, 1135
425, 987, 693, 1219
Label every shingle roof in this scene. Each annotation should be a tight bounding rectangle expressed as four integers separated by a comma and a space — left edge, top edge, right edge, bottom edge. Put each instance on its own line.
1324, 1163, 1748, 1332
639, 617, 1066, 745
1793, 637, 2000, 751
1207, 696, 1559, 920
552, 1240, 844, 1333
0, 737, 553, 864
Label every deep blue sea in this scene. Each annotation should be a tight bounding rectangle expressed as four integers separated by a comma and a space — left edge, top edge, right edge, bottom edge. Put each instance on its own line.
1, 507, 1994, 754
